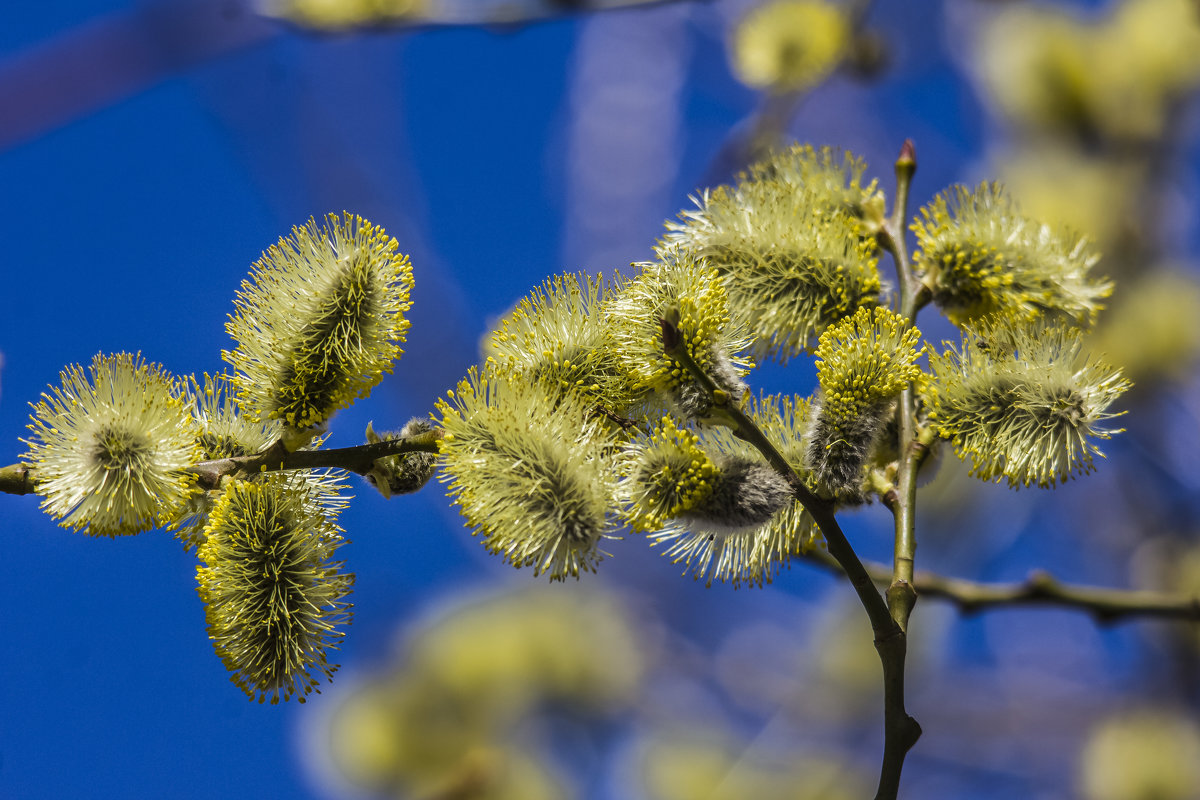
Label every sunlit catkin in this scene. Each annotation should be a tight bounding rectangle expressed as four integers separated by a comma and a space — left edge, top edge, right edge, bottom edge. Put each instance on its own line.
607, 248, 754, 421
22, 353, 200, 537
663, 146, 881, 363
926, 317, 1129, 488
224, 213, 414, 435
484, 271, 638, 413
172, 373, 284, 551
437, 369, 619, 580
197, 474, 352, 704
806, 307, 923, 498
912, 183, 1111, 328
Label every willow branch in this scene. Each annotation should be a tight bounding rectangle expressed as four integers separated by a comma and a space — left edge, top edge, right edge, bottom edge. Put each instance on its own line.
876, 139, 922, 619
803, 549, 1200, 623
188, 430, 443, 490
660, 316, 917, 799
660, 318, 895, 633
2, 431, 443, 496
859, 140, 926, 798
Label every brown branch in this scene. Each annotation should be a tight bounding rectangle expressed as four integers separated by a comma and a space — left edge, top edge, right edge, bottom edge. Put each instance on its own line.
802, 549, 1200, 623
188, 430, 443, 490
658, 314, 917, 800
2, 430, 444, 496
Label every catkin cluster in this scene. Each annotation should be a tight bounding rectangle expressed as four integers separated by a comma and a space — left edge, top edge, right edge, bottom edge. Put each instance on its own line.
22, 213, 416, 703
16, 140, 1130, 705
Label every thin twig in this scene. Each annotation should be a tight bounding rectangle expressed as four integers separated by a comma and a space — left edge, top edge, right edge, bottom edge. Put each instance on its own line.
188, 431, 444, 490
802, 549, 1200, 623
658, 313, 915, 800
2, 431, 444, 496
864, 140, 927, 799
272, 0, 699, 33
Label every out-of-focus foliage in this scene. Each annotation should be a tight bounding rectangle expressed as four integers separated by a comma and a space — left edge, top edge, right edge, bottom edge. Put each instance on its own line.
977, 0, 1200, 144
1088, 271, 1200, 385
729, 0, 850, 93
640, 733, 869, 800
971, 0, 1200, 390
325, 586, 651, 798
260, 0, 430, 30
1079, 708, 1200, 800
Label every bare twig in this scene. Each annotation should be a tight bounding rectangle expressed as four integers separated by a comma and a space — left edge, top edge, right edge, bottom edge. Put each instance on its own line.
188, 430, 444, 490
802, 549, 1200, 623
658, 313, 915, 799
2, 431, 443, 497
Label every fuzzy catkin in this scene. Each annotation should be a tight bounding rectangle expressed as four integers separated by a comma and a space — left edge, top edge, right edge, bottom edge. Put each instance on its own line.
437, 370, 619, 580
662, 145, 882, 363
225, 213, 414, 432
803, 307, 923, 497
679, 456, 794, 535
926, 318, 1129, 487
197, 474, 352, 704
22, 353, 200, 537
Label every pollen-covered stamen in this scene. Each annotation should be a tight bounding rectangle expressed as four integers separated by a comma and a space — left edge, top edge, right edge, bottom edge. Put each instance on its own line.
620, 416, 718, 532
485, 272, 635, 412
805, 307, 924, 498
273, 255, 381, 427
225, 213, 414, 431
197, 475, 352, 704
196, 433, 251, 460
912, 182, 1111, 328
926, 317, 1129, 488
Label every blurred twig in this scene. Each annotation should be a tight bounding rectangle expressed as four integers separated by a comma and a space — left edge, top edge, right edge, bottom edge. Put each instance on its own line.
270, 0, 702, 31
0, 0, 699, 152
